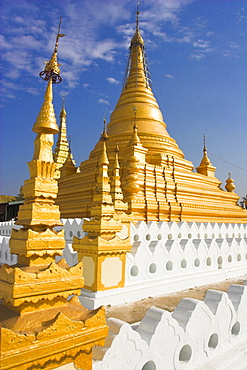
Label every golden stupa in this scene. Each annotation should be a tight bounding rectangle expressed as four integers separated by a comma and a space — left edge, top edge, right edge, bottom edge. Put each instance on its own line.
53, 98, 77, 179
0, 20, 107, 370
56, 10, 247, 224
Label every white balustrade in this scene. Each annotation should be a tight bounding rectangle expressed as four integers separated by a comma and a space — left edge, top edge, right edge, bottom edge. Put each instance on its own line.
0, 220, 22, 236
0, 221, 21, 265
0, 235, 17, 265
92, 282, 247, 370
127, 221, 247, 287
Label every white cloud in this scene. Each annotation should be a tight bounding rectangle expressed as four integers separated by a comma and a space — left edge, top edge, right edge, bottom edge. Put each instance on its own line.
140, 0, 192, 24
106, 77, 120, 85
0, 0, 206, 101
0, 78, 42, 98
90, 40, 117, 62
26, 87, 40, 95
177, 26, 195, 44
99, 99, 110, 105
153, 29, 174, 42
1, 79, 21, 91
14, 16, 26, 24
0, 35, 13, 50
165, 74, 174, 79
189, 53, 206, 61
206, 31, 214, 37
12, 35, 42, 49
229, 41, 240, 49
193, 39, 210, 49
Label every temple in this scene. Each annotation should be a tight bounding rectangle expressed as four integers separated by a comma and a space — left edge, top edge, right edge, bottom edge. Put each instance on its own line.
55, 8, 247, 224
1, 7, 247, 370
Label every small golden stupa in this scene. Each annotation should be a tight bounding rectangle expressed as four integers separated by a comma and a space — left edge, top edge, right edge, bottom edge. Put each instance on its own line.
0, 19, 107, 370
53, 98, 76, 179
56, 9, 247, 224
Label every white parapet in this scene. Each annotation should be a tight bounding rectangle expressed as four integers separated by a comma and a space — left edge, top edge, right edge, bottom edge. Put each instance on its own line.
54, 218, 86, 266
0, 221, 21, 265
80, 221, 247, 309
0, 220, 22, 236
92, 281, 247, 370
0, 235, 17, 265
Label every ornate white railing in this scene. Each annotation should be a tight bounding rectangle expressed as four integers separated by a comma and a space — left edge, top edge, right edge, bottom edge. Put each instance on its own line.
92, 281, 247, 370
126, 221, 247, 285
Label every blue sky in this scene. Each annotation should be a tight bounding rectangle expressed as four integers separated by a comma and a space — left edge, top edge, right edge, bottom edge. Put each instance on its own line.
0, 0, 246, 200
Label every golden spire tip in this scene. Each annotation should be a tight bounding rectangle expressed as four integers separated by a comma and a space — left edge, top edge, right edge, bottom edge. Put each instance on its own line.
100, 116, 109, 142
136, 2, 140, 20
203, 134, 207, 150
39, 17, 65, 84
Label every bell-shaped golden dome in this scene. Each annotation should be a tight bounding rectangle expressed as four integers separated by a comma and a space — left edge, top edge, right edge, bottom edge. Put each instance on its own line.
106, 10, 184, 159
32, 79, 58, 134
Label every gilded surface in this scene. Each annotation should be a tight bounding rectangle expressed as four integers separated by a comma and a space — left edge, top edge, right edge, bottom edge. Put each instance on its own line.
53, 101, 76, 179
73, 141, 132, 292
0, 43, 107, 369
56, 18, 247, 223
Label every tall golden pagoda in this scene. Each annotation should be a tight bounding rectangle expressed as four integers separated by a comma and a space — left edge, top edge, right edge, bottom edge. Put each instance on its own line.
0, 20, 107, 370
56, 9, 247, 224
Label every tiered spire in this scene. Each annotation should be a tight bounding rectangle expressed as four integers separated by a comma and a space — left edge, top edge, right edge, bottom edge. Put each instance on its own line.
73, 140, 132, 292
0, 19, 107, 370
53, 98, 76, 179
123, 2, 150, 89
122, 117, 147, 203
83, 141, 121, 239
106, 5, 185, 160
111, 142, 128, 214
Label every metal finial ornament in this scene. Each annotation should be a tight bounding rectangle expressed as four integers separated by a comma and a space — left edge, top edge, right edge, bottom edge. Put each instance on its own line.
39, 17, 65, 84
100, 117, 109, 142
103, 118, 106, 133
136, 2, 140, 28
203, 134, 206, 149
